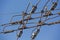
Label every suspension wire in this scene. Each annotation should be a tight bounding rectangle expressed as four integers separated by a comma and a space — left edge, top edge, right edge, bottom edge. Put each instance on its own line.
36, 0, 41, 6
0, 20, 60, 34
0, 12, 60, 27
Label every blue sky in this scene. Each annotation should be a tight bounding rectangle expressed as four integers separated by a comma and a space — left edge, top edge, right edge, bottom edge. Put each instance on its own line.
0, 0, 60, 40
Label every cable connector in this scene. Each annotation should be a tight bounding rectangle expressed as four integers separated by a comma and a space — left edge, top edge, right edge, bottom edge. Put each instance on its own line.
31, 29, 40, 39
50, 2, 57, 10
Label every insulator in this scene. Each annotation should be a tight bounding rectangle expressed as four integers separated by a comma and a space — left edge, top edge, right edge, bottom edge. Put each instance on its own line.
38, 21, 44, 26
50, 2, 57, 10
17, 30, 23, 37
26, 15, 33, 20
31, 29, 40, 39
19, 20, 23, 24
44, 11, 53, 17
30, 6, 37, 13
22, 11, 27, 16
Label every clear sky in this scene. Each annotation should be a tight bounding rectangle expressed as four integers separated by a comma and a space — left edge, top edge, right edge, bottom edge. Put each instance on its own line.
0, 0, 60, 40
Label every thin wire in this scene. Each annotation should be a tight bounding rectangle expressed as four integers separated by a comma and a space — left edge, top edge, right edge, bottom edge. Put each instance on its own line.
44, 15, 60, 22
41, 0, 51, 19
10, 15, 22, 23
29, 0, 41, 19
36, 0, 41, 6
1, 12, 59, 27
16, 24, 21, 40
0, 20, 60, 34
42, 0, 50, 10
25, 2, 30, 12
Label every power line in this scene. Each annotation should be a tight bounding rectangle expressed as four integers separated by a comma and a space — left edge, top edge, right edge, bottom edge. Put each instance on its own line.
0, 0, 60, 40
